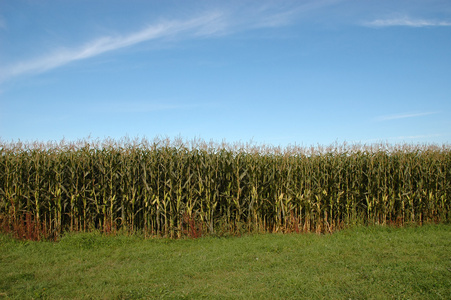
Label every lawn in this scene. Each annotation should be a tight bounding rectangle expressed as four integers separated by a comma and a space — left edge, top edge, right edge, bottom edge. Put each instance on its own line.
1, 224, 450, 299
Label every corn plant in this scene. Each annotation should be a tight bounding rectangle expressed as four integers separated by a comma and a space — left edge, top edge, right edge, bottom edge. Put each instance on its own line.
0, 138, 449, 239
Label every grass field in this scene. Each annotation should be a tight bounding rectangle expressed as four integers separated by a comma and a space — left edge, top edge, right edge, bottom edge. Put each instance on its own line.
1, 224, 450, 299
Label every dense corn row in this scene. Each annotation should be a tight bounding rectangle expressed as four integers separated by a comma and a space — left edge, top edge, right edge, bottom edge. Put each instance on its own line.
0, 138, 449, 238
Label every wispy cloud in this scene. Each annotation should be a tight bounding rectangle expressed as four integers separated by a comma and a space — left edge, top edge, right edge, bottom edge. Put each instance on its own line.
364, 16, 451, 28
247, 0, 341, 29
0, 12, 225, 82
375, 111, 439, 121
0, 0, 338, 83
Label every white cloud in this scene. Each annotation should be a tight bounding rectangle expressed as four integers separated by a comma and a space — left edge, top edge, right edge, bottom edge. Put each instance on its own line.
247, 0, 341, 29
364, 16, 451, 28
375, 111, 439, 121
0, 12, 225, 82
0, 1, 340, 83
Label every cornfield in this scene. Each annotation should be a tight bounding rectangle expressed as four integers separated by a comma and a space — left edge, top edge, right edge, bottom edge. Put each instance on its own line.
0, 137, 449, 239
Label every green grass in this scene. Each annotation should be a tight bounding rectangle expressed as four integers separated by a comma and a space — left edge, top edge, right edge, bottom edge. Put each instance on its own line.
1, 224, 450, 299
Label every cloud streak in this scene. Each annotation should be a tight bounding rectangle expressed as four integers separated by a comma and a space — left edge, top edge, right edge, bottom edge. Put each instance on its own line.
364, 16, 451, 28
245, 0, 341, 29
375, 111, 439, 121
0, 12, 226, 82
0, 0, 340, 83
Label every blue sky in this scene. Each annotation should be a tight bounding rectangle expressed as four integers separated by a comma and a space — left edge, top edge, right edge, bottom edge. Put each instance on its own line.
1, 0, 450, 147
